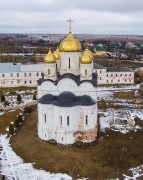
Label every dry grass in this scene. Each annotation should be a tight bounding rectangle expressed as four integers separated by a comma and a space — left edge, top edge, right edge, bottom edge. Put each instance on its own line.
113, 91, 136, 100
0, 110, 20, 134
10, 107, 143, 180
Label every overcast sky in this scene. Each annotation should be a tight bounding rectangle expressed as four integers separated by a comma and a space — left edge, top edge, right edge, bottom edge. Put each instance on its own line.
0, 0, 143, 34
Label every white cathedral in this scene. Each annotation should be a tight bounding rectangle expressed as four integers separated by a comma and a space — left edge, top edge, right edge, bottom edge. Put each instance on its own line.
37, 23, 98, 145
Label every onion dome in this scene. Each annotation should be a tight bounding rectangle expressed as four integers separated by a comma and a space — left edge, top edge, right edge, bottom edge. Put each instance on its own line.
86, 48, 94, 59
80, 49, 92, 64
44, 48, 56, 63
53, 47, 60, 59
59, 33, 81, 52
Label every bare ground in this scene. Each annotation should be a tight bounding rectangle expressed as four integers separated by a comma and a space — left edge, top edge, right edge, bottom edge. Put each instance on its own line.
9, 107, 143, 180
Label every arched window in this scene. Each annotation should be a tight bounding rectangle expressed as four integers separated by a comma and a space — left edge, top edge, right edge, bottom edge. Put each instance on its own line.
85, 69, 87, 75
67, 116, 69, 126
86, 115, 88, 125
69, 58, 70, 69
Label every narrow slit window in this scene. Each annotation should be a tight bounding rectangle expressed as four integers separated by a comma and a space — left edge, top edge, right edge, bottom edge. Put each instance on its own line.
86, 115, 88, 125
67, 116, 69, 126
44, 114, 46, 122
69, 58, 70, 69
85, 69, 87, 75
48, 69, 50, 75
60, 115, 62, 125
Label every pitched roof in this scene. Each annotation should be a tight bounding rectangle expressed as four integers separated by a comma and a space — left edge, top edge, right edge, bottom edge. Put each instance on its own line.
107, 67, 133, 72
0, 63, 21, 73
93, 63, 106, 69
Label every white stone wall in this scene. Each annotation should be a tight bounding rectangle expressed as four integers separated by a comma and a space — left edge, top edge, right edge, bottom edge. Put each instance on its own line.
59, 52, 81, 76
80, 63, 93, 81
105, 72, 134, 84
93, 68, 134, 85
38, 103, 97, 145
44, 63, 57, 81
0, 63, 135, 87
93, 68, 107, 84
38, 78, 97, 101
0, 72, 41, 87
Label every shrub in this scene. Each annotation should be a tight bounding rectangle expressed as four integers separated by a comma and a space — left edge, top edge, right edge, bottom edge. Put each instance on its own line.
17, 94, 22, 102
9, 124, 14, 135
14, 118, 20, 128
18, 115, 23, 123
1, 94, 5, 102
33, 94, 37, 100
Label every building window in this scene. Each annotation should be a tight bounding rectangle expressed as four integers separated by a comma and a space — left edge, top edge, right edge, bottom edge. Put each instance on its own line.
11, 81, 13, 84
86, 115, 88, 125
107, 80, 108, 83
2, 74, 5, 77
67, 116, 69, 126
125, 74, 127, 76
69, 58, 70, 69
29, 73, 31, 76
120, 74, 122, 77
106, 74, 108, 77
11, 73, 13, 77
130, 74, 132, 76
100, 70, 102, 74
24, 73, 26, 77
60, 115, 62, 125
111, 74, 113, 77
100, 77, 102, 80
37, 73, 39, 76
111, 80, 113, 82
116, 74, 118, 77
24, 81, 27, 84
48, 69, 50, 75
44, 114, 46, 122
85, 69, 87, 75
62, 137, 63, 141
118, 79, 120, 82
30, 80, 32, 84
17, 73, 19, 77
45, 134, 46, 138
125, 80, 127, 82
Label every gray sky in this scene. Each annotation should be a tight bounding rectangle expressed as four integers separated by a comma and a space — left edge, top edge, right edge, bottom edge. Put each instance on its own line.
0, 0, 143, 34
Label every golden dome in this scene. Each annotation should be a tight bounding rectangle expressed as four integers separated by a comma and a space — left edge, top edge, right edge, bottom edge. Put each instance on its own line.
44, 48, 56, 63
80, 49, 92, 64
86, 48, 94, 59
53, 47, 60, 59
59, 33, 81, 52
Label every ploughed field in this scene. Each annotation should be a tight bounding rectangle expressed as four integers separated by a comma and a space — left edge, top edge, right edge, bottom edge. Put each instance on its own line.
9, 107, 143, 180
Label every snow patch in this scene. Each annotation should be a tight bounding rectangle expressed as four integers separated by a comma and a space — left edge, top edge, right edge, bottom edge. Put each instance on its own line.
0, 136, 72, 180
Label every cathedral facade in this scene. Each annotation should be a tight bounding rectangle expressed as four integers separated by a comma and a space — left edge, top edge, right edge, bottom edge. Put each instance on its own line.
37, 28, 98, 145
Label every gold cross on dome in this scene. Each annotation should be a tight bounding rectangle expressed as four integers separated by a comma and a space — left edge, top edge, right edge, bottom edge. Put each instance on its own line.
67, 19, 74, 33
